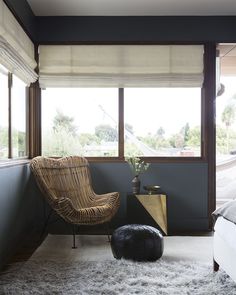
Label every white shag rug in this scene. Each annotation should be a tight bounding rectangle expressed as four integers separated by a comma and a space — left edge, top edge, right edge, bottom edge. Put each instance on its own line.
1, 258, 236, 295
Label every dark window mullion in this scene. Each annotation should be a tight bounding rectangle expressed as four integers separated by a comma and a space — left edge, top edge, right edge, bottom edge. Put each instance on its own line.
8, 73, 12, 158
118, 88, 124, 159
25, 86, 30, 157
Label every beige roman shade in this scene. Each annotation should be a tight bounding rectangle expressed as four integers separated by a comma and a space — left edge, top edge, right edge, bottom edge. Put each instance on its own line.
218, 44, 236, 76
0, 0, 38, 85
39, 45, 204, 88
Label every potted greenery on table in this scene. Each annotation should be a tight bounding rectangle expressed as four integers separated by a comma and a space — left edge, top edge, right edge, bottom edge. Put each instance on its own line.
126, 157, 150, 194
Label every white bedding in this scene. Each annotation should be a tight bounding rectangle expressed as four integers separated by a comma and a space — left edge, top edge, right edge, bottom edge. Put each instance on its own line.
214, 216, 236, 250
214, 216, 236, 282
212, 200, 236, 224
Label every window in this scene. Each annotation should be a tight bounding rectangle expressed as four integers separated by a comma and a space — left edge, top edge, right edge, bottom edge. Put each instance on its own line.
0, 65, 28, 160
41, 87, 202, 159
12, 75, 27, 158
39, 44, 205, 160
0, 66, 8, 159
42, 88, 118, 157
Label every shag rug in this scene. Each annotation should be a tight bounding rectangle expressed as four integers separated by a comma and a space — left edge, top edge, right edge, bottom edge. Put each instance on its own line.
1, 258, 236, 295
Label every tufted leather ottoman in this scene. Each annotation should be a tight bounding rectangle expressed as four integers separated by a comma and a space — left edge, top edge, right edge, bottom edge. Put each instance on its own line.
111, 224, 164, 261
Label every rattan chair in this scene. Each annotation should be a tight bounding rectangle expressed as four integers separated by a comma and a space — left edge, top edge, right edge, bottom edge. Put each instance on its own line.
30, 156, 120, 248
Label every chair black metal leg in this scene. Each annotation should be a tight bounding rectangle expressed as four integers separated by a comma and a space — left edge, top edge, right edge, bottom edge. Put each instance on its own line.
72, 224, 77, 249
214, 259, 219, 272
106, 222, 111, 243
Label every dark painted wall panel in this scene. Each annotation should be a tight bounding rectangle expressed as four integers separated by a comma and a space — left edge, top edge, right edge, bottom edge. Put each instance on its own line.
91, 162, 208, 229
36, 16, 236, 43
47, 162, 208, 234
0, 164, 43, 269
2, 2, 236, 44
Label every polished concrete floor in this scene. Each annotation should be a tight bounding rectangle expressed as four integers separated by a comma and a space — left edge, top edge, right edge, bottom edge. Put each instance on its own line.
31, 235, 213, 265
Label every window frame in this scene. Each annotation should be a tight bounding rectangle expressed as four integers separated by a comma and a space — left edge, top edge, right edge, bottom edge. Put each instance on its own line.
40, 85, 205, 162
0, 70, 29, 163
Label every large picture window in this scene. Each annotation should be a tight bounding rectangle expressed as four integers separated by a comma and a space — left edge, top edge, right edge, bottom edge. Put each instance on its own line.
42, 87, 202, 159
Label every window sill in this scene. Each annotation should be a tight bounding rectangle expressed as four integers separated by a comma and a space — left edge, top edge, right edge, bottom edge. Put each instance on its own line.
86, 156, 207, 163
27, 156, 207, 164
0, 158, 30, 169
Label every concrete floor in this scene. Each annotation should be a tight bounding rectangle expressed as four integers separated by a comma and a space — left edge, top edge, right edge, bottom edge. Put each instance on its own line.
31, 235, 213, 265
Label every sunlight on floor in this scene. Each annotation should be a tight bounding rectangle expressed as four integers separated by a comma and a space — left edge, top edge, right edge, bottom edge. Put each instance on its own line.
31, 235, 213, 265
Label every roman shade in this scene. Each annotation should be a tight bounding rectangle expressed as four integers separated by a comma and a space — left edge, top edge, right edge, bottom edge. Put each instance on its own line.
0, 0, 38, 85
218, 44, 236, 76
39, 45, 204, 88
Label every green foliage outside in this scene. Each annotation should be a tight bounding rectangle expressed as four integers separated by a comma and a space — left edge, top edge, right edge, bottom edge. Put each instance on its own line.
41, 98, 236, 157
12, 130, 26, 157
95, 124, 118, 141
0, 127, 8, 158
2, 93, 236, 159
0, 127, 26, 158
53, 110, 77, 136
139, 125, 200, 152
216, 94, 236, 154
125, 123, 134, 135
124, 143, 142, 157
42, 110, 118, 157
43, 109, 203, 157
221, 103, 236, 153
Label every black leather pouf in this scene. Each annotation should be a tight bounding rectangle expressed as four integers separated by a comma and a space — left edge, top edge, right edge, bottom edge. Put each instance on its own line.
111, 224, 164, 261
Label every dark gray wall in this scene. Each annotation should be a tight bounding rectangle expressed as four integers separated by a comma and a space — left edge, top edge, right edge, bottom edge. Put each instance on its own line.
91, 162, 208, 232
0, 164, 43, 269
47, 162, 208, 234
2, 1, 236, 44
36, 16, 236, 43
0, 162, 208, 256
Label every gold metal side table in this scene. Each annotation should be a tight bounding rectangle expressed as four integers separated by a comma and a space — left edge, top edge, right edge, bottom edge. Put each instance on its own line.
127, 193, 168, 235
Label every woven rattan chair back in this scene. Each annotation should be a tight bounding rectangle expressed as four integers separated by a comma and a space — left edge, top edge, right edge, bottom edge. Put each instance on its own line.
31, 156, 93, 209
30, 156, 120, 226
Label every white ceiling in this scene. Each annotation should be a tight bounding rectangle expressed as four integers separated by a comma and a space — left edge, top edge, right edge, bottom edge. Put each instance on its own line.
26, 0, 236, 16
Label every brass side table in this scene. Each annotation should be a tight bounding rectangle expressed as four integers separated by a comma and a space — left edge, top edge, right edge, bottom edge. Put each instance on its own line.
127, 193, 168, 235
